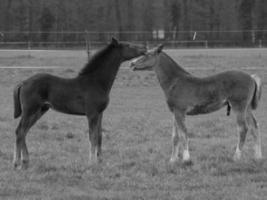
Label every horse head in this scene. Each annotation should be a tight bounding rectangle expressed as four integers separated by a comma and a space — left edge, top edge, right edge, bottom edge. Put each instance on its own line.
111, 37, 147, 61
130, 44, 164, 71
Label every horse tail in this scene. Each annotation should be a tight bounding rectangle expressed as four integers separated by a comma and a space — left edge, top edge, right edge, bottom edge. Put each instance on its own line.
226, 101, 231, 116
14, 83, 22, 118
251, 74, 262, 110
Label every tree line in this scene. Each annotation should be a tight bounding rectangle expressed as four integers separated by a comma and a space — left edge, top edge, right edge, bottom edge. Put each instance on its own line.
0, 0, 266, 47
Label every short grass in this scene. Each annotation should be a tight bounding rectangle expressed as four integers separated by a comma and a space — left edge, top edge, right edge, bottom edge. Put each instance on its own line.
0, 48, 267, 200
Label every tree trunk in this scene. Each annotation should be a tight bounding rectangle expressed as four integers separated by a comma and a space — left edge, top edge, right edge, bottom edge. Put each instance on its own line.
170, 0, 181, 40
238, 0, 255, 43
127, 0, 134, 40
4, 0, 13, 32
209, 0, 215, 40
114, 0, 123, 39
256, 0, 267, 40
26, 0, 33, 42
182, 0, 190, 41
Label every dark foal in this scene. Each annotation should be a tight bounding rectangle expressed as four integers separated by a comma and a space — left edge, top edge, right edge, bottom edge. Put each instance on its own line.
131, 45, 262, 164
13, 38, 146, 169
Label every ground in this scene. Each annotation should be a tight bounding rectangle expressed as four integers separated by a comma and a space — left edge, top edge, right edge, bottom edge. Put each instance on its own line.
0, 48, 267, 200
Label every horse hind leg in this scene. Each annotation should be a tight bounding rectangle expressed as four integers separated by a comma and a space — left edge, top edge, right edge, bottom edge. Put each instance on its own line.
14, 116, 33, 169
13, 104, 49, 169
247, 110, 262, 159
13, 120, 23, 168
170, 115, 180, 163
233, 110, 249, 161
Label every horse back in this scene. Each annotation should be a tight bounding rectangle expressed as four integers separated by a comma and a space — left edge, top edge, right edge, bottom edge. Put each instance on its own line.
18, 73, 109, 116
215, 71, 256, 101
191, 70, 255, 97
165, 70, 256, 114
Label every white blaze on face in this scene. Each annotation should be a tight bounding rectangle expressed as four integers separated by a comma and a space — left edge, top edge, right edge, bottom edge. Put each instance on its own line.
130, 57, 140, 65
130, 56, 143, 68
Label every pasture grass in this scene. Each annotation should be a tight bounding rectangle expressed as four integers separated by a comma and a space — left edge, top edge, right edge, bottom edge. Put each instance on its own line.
0, 48, 267, 199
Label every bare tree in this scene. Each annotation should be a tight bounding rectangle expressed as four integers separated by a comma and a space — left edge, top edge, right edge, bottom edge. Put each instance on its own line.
238, 0, 255, 43
114, 0, 123, 39
170, 0, 182, 40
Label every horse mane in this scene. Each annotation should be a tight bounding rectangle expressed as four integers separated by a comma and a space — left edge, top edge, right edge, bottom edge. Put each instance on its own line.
161, 52, 191, 75
79, 43, 115, 76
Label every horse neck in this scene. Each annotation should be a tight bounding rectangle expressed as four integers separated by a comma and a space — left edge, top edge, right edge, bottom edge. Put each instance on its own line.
81, 50, 123, 93
154, 52, 190, 90
96, 51, 123, 92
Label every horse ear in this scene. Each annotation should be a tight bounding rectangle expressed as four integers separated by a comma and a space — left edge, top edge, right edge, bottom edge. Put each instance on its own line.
156, 44, 164, 53
111, 37, 119, 46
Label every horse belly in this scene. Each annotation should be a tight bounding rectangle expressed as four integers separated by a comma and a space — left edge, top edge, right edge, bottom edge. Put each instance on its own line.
186, 101, 226, 115
49, 95, 86, 115
51, 104, 85, 115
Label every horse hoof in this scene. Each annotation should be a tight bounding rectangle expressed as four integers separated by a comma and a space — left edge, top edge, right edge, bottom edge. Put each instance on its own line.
20, 160, 29, 170
89, 158, 100, 166
13, 162, 20, 169
13, 160, 21, 169
253, 156, 263, 163
98, 158, 103, 164
254, 152, 263, 160
233, 154, 241, 162
256, 157, 263, 161
182, 160, 193, 167
169, 157, 179, 163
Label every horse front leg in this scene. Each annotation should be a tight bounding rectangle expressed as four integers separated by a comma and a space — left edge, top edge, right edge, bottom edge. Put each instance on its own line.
170, 115, 180, 163
173, 109, 192, 164
234, 111, 249, 161
14, 106, 48, 169
87, 113, 103, 164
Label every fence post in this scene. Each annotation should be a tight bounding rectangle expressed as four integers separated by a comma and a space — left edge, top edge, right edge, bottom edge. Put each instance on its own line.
84, 30, 90, 61
27, 40, 31, 57
205, 40, 208, 48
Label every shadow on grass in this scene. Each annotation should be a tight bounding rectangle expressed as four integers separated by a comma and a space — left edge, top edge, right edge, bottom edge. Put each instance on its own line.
191, 118, 233, 139
0, 187, 41, 199
196, 144, 267, 176
217, 159, 267, 175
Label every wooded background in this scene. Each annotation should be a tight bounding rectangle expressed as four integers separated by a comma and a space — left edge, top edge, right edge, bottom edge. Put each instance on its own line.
0, 0, 267, 47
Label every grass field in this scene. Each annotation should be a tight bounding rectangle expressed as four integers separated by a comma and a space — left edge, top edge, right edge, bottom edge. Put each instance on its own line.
1, 48, 267, 200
